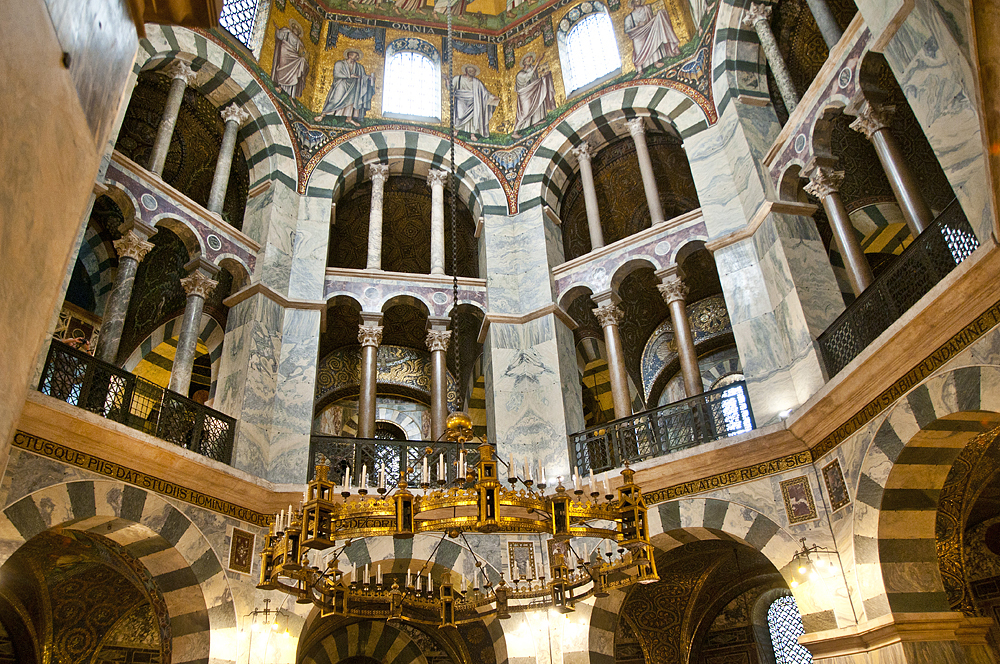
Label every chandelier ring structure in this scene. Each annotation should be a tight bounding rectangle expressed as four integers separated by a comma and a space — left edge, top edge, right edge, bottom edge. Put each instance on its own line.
258, 414, 659, 625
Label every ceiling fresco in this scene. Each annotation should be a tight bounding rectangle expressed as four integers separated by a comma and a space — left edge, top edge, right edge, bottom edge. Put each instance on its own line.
209, 0, 720, 205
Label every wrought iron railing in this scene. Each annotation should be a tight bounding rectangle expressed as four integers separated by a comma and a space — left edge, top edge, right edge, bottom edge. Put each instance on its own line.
309, 434, 486, 486
38, 340, 236, 465
570, 382, 755, 475
818, 200, 980, 377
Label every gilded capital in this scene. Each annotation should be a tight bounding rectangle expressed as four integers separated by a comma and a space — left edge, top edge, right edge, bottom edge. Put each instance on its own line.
165, 61, 197, 85
657, 277, 689, 305
593, 303, 623, 328
370, 163, 390, 185
625, 117, 646, 139
426, 329, 451, 352
180, 271, 218, 299
742, 2, 772, 26
803, 167, 845, 199
571, 141, 593, 164
849, 102, 895, 140
427, 169, 449, 188
358, 324, 384, 347
114, 231, 154, 263
221, 103, 251, 127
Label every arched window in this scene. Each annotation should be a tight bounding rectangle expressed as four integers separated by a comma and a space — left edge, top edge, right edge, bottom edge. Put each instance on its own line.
383, 38, 442, 120
766, 596, 813, 664
557, 2, 621, 95
219, 0, 260, 48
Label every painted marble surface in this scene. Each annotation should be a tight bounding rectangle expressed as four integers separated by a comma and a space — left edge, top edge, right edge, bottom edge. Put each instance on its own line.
287, 193, 334, 301
106, 156, 257, 275
254, 179, 300, 297
324, 270, 487, 318
482, 209, 556, 315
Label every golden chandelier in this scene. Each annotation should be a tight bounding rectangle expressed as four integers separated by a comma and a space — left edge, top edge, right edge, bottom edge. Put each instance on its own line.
258, 414, 658, 625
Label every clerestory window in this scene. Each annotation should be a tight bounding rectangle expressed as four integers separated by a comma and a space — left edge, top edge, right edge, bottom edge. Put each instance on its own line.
767, 596, 813, 664
559, 4, 621, 94
383, 40, 442, 120
219, 0, 260, 48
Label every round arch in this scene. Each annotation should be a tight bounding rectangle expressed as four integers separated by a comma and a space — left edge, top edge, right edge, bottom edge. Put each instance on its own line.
0, 479, 236, 663
122, 312, 227, 398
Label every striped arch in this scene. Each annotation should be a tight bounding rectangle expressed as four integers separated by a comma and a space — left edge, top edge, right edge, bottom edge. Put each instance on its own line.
0, 480, 236, 664
333, 533, 479, 588
711, 0, 772, 116
517, 85, 710, 213
136, 25, 298, 193
77, 223, 118, 315
306, 129, 509, 219
339, 407, 423, 440
123, 314, 226, 397
301, 621, 428, 664
852, 364, 1000, 620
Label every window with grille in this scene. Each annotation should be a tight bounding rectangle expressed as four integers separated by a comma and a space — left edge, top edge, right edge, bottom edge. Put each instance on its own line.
382, 50, 441, 119
219, 0, 260, 48
767, 596, 813, 664
561, 9, 621, 93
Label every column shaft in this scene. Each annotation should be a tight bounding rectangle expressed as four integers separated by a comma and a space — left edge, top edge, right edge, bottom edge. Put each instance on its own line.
744, 4, 799, 112
168, 269, 217, 395
366, 164, 390, 270
207, 105, 250, 214
824, 191, 873, 295
357, 323, 383, 439
429, 170, 447, 275
871, 130, 933, 234
95, 232, 153, 364
804, 0, 843, 48
148, 63, 196, 176
669, 299, 702, 397
573, 143, 605, 250
594, 303, 631, 419
626, 119, 665, 226
427, 329, 451, 440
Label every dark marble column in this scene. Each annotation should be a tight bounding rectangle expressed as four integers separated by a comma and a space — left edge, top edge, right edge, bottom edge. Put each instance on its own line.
593, 298, 632, 419
804, 165, 873, 296
357, 315, 383, 439
168, 262, 218, 395
743, 3, 799, 112
148, 61, 197, 176
207, 104, 251, 214
657, 272, 703, 397
426, 323, 451, 441
95, 230, 153, 364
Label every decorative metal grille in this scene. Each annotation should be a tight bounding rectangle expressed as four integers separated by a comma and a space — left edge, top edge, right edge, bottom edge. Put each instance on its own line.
767, 596, 812, 664
219, 0, 260, 48
819, 200, 979, 377
39, 340, 235, 465
570, 381, 755, 475
309, 435, 486, 486
563, 11, 620, 92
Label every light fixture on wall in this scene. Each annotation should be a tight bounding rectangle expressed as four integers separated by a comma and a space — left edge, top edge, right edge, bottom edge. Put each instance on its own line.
788, 537, 836, 589
242, 598, 290, 664
257, 414, 658, 625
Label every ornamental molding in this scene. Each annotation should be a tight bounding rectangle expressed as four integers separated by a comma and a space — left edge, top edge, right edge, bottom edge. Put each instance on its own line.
358, 325, 384, 347
114, 232, 154, 263
426, 329, 451, 352
180, 271, 218, 299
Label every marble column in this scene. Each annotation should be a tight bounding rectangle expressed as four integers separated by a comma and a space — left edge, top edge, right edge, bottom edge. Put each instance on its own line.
366, 163, 390, 270
804, 0, 843, 48
592, 298, 632, 419
207, 104, 251, 214
625, 118, 665, 226
850, 101, 933, 236
357, 316, 383, 439
148, 61, 197, 176
804, 165, 873, 296
571, 142, 605, 251
426, 325, 451, 440
428, 169, 448, 275
168, 262, 219, 396
742, 3, 799, 113
656, 273, 703, 397
95, 230, 154, 364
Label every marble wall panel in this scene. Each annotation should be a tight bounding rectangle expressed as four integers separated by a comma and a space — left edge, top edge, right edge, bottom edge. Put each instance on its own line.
287, 194, 331, 301
255, 180, 299, 296
685, 122, 756, 239
483, 210, 555, 315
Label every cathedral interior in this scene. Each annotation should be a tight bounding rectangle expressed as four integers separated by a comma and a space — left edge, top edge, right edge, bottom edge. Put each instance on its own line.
3, 0, 1000, 662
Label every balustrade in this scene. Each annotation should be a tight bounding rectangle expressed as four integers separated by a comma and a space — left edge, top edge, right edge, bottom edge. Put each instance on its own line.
309, 434, 485, 486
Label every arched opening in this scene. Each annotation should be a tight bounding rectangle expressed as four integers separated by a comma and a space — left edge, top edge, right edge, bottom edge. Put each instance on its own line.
115, 71, 250, 229
382, 39, 442, 120
558, 2, 621, 95
765, 595, 813, 664
560, 130, 699, 261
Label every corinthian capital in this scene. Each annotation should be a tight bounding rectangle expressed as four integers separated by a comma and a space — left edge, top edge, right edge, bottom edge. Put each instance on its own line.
657, 276, 688, 305
180, 271, 218, 299
114, 231, 154, 263
428, 169, 449, 188
742, 2, 772, 26
426, 330, 451, 352
358, 324, 384, 347
803, 167, 845, 199
593, 303, 623, 328
221, 103, 252, 127
165, 61, 197, 85
571, 141, 593, 164
369, 163, 390, 185
625, 117, 646, 139
849, 101, 896, 140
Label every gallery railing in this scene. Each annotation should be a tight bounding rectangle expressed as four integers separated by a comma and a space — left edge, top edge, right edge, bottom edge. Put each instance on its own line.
38, 339, 236, 465
309, 435, 487, 486
570, 381, 755, 476
818, 200, 980, 377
